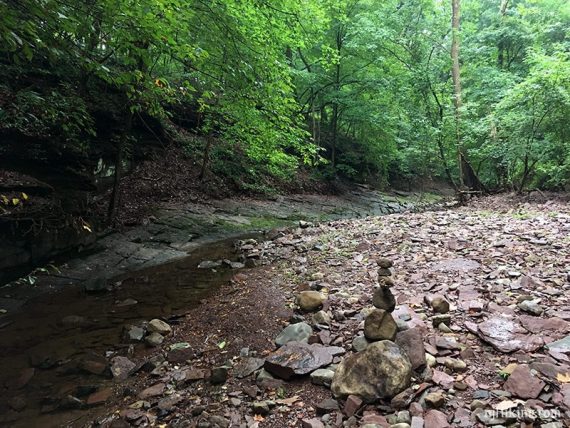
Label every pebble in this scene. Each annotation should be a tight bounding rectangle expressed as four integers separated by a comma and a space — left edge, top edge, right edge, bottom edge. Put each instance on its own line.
312, 310, 331, 325
210, 367, 228, 385
252, 401, 270, 415
310, 368, 335, 387
343, 395, 363, 417
145, 332, 164, 347
441, 357, 467, 372
518, 300, 544, 316
297, 291, 326, 312
352, 335, 370, 352
424, 392, 445, 408
429, 296, 450, 314
396, 410, 411, 424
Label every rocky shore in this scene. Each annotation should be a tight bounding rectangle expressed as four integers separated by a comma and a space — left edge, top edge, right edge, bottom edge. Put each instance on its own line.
2, 195, 570, 428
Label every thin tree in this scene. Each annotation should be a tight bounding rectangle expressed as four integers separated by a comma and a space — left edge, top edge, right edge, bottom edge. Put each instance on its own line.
451, 0, 464, 188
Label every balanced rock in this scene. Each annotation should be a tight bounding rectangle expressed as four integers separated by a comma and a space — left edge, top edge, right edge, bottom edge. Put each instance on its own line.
373, 286, 396, 312
331, 340, 412, 402
352, 335, 370, 352
376, 258, 393, 269
275, 322, 312, 347
264, 342, 342, 380
297, 291, 326, 312
364, 309, 397, 341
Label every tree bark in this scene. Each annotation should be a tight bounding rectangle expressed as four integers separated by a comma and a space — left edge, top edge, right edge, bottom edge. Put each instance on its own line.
107, 111, 132, 223
199, 135, 214, 181
330, 26, 344, 170
497, 0, 509, 68
451, 0, 464, 188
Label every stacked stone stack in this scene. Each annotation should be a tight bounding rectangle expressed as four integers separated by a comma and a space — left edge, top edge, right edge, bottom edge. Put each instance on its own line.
364, 258, 398, 342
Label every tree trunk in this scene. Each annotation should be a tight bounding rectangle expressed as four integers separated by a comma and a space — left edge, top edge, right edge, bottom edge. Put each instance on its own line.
107, 112, 132, 223
330, 25, 344, 170
437, 137, 458, 191
451, 0, 464, 188
331, 102, 338, 168
497, 0, 509, 68
199, 135, 214, 181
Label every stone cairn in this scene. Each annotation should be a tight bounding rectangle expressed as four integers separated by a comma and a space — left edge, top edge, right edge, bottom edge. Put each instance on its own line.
364, 258, 398, 342
330, 257, 414, 403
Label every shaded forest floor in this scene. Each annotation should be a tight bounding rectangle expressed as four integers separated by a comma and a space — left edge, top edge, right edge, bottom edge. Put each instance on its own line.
2, 194, 570, 428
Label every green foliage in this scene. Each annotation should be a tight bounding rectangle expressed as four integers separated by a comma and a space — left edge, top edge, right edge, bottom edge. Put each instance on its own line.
0, 0, 569, 190
0, 83, 95, 148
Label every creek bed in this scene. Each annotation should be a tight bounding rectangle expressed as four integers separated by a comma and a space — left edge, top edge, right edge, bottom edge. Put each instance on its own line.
0, 235, 253, 427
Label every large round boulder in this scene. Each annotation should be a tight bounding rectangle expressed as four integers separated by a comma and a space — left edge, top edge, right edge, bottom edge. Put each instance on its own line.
331, 340, 412, 402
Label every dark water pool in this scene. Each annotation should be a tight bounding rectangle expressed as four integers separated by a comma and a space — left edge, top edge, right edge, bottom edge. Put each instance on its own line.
0, 235, 252, 427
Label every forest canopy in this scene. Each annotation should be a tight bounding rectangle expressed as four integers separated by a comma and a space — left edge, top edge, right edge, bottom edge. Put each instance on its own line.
1, 0, 569, 191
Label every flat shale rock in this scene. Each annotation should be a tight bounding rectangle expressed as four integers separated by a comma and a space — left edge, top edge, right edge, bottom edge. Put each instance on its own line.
519, 315, 570, 334
474, 315, 544, 353
110, 356, 136, 381
432, 258, 481, 272
546, 335, 570, 353
234, 357, 265, 379
138, 382, 165, 399
424, 409, 450, 428
264, 342, 342, 380
503, 364, 545, 399
86, 388, 113, 406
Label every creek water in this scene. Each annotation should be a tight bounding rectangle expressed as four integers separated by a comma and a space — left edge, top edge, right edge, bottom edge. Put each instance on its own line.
0, 235, 252, 427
